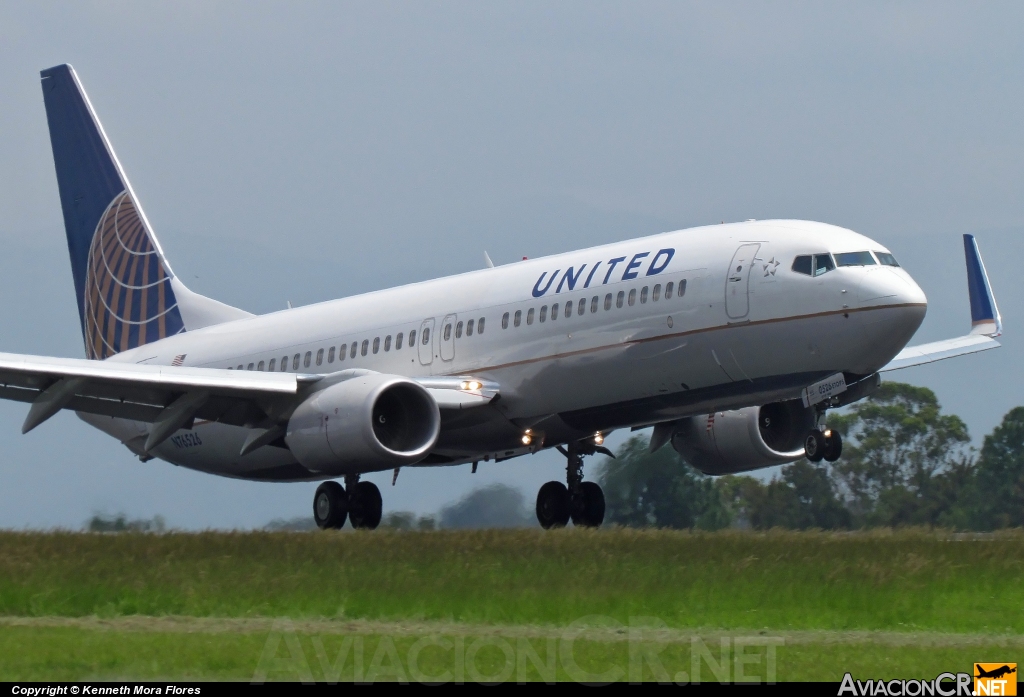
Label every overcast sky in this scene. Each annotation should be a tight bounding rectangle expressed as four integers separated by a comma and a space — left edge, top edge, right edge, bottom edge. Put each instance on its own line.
0, 2, 1022, 529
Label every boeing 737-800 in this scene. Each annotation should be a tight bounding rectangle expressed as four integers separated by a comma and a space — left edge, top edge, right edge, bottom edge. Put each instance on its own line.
6, 64, 1002, 529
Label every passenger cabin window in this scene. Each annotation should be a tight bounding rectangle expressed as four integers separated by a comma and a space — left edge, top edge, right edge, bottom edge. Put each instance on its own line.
834, 251, 876, 267
875, 252, 900, 267
591, 296, 599, 313
678, 279, 686, 297
514, 310, 522, 327
373, 337, 380, 354
455, 321, 463, 338
293, 354, 300, 370
269, 358, 276, 371
281, 356, 288, 371
640, 286, 648, 304
327, 347, 335, 363
478, 317, 485, 333
237, 364, 243, 370
604, 294, 612, 310
502, 312, 510, 329
616, 291, 625, 308
384, 335, 392, 351
652, 284, 661, 301
527, 308, 535, 325
578, 298, 586, 315
304, 352, 311, 368
338, 344, 346, 361
550, 304, 558, 321
396, 333, 403, 350
258, 360, 265, 371
421, 328, 430, 345
361, 340, 369, 356
665, 281, 674, 299
316, 349, 324, 366
466, 319, 474, 336
628, 289, 636, 306
444, 324, 452, 341
539, 306, 547, 323
247, 363, 254, 370
408, 330, 416, 347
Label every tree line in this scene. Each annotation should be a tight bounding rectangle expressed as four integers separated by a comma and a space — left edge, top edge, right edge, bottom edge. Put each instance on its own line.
597, 382, 1024, 530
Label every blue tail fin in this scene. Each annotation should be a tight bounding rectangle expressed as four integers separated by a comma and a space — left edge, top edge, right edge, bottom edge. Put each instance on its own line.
963, 234, 1002, 337
40, 64, 185, 359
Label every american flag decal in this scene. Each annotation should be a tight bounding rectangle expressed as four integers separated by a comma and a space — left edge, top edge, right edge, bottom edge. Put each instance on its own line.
171, 354, 186, 367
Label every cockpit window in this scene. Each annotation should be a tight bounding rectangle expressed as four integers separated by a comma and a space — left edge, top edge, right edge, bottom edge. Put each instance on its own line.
792, 255, 813, 275
834, 251, 876, 267
813, 254, 835, 276
875, 252, 900, 267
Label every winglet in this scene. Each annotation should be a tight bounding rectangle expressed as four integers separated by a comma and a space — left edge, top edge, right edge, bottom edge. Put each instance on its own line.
964, 234, 1002, 337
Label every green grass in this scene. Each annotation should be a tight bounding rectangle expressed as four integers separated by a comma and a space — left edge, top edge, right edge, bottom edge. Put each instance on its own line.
0, 528, 1022, 632
0, 622, 1017, 682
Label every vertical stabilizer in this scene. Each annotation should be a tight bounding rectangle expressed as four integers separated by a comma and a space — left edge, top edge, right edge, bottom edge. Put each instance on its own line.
40, 64, 250, 359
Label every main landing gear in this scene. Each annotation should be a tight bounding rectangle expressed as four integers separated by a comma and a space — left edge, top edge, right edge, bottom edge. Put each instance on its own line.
536, 440, 607, 529
804, 427, 842, 463
313, 475, 383, 530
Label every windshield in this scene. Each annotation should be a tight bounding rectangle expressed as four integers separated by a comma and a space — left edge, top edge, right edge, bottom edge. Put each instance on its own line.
834, 251, 877, 267
875, 252, 900, 267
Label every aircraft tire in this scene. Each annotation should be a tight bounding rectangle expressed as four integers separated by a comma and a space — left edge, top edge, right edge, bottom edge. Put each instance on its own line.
804, 430, 826, 463
571, 481, 605, 528
313, 481, 348, 530
536, 481, 571, 529
823, 430, 843, 462
348, 481, 383, 530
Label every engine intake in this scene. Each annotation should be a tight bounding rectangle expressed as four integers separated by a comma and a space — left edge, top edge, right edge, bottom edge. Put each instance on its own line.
671, 399, 814, 475
286, 374, 440, 475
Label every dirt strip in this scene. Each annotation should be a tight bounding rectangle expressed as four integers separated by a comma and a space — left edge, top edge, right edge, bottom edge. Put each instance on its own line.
0, 616, 1020, 647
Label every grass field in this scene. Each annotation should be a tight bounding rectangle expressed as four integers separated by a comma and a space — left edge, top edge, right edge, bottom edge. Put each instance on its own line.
0, 528, 1021, 681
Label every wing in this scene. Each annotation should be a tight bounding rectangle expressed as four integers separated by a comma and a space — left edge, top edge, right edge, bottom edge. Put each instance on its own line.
881, 234, 1001, 372
0, 353, 500, 453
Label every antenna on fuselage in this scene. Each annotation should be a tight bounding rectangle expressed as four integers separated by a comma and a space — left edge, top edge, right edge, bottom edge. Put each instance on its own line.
483, 251, 495, 268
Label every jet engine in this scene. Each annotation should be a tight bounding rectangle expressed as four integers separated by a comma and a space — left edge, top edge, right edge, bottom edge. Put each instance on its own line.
285, 374, 441, 475
670, 399, 815, 475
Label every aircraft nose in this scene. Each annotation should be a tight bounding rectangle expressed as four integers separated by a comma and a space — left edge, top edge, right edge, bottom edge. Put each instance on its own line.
858, 267, 927, 308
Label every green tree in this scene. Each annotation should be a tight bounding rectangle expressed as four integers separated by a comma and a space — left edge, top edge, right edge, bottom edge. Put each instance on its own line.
596, 435, 731, 529
828, 382, 971, 527
974, 406, 1024, 529
722, 462, 850, 530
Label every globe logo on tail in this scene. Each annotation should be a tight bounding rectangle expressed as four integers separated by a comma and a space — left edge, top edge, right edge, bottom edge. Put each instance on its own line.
83, 191, 184, 359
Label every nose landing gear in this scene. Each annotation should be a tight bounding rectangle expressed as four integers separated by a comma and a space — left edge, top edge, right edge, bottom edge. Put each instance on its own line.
537, 440, 607, 529
804, 427, 842, 463
313, 476, 383, 530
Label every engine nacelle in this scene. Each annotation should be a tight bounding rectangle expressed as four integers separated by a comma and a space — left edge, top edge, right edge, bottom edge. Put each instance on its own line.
671, 399, 815, 475
286, 374, 440, 475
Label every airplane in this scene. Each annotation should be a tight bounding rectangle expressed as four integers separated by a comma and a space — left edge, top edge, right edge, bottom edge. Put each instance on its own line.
6, 64, 1001, 530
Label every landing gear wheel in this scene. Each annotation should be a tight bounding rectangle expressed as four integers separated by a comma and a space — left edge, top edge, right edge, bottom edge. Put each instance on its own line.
536, 481, 571, 529
823, 429, 843, 462
571, 481, 605, 528
348, 481, 383, 530
804, 430, 826, 463
313, 481, 348, 530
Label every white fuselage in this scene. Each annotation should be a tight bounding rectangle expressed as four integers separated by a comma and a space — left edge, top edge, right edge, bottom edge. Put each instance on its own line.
80, 219, 927, 481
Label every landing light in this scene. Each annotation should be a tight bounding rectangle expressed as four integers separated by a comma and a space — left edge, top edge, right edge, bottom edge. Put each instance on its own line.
823, 429, 833, 438
460, 380, 483, 391
593, 432, 604, 445
522, 429, 533, 446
